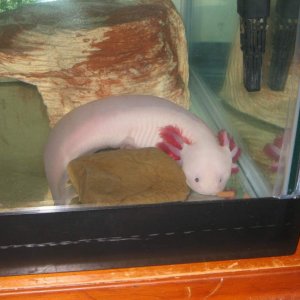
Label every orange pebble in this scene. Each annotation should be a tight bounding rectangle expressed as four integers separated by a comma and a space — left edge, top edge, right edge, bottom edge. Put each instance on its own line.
217, 190, 236, 199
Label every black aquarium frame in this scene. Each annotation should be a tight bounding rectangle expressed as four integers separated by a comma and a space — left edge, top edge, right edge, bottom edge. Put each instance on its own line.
0, 197, 299, 276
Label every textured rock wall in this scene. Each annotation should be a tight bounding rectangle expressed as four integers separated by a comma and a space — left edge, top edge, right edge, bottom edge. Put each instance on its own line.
0, 0, 189, 126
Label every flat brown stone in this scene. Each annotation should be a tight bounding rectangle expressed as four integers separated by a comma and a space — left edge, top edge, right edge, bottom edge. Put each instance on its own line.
67, 148, 190, 206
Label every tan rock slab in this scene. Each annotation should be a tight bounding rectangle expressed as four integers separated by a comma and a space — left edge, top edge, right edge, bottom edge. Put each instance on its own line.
67, 148, 190, 206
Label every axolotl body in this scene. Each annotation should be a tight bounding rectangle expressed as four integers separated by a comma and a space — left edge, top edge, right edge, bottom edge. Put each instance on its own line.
44, 95, 240, 205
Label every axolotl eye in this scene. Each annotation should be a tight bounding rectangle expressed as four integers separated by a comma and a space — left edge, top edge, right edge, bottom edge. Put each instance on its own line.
194, 177, 200, 183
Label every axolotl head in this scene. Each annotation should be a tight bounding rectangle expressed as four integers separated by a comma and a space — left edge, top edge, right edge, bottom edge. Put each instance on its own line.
181, 143, 232, 195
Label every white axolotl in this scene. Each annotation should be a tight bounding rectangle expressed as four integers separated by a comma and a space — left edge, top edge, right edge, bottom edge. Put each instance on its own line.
44, 95, 240, 205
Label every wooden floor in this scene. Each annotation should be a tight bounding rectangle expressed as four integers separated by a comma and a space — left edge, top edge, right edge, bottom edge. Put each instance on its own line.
0, 241, 299, 299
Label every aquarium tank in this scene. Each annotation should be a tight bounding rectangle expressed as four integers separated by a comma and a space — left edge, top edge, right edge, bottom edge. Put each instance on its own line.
0, 0, 299, 275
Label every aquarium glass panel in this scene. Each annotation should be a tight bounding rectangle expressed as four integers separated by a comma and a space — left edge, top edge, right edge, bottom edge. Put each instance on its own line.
183, 0, 300, 200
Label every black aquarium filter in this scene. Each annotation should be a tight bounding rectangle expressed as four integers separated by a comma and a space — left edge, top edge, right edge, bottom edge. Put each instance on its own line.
238, 0, 270, 92
268, 0, 300, 91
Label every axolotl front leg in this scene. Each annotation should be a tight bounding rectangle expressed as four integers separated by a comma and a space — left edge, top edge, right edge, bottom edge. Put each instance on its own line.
119, 136, 138, 149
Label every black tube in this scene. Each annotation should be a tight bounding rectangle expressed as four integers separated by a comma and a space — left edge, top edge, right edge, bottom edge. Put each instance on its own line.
238, 0, 270, 92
